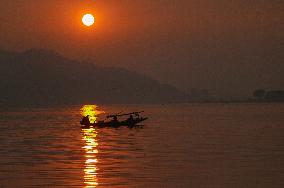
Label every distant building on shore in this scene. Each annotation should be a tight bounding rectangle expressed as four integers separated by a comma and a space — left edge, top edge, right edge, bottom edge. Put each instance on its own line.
252, 89, 284, 102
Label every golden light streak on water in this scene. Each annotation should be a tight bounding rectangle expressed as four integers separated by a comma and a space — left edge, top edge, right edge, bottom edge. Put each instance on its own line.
82, 128, 99, 187
80, 105, 105, 123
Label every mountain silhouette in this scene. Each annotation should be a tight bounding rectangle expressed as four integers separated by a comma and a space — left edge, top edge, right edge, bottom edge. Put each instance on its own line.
0, 49, 189, 106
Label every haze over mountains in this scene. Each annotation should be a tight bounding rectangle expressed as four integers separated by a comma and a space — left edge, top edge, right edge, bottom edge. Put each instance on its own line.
0, 49, 188, 106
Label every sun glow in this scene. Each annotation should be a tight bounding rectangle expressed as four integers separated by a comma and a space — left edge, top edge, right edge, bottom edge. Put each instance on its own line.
80, 105, 104, 123
82, 14, 95, 27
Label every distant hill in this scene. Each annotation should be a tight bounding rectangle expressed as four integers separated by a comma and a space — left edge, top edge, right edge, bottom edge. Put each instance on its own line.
0, 49, 189, 106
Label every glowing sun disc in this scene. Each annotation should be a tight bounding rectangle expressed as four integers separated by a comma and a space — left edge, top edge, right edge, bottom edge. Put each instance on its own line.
82, 14, 95, 27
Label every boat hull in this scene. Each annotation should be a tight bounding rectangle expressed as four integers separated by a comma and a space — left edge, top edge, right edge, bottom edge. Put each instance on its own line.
81, 117, 148, 128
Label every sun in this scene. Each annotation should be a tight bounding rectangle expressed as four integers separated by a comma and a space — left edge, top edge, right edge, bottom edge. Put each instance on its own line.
82, 14, 95, 27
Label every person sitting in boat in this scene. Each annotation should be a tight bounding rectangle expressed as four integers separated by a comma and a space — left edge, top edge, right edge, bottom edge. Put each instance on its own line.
128, 115, 134, 122
81, 115, 90, 125
112, 116, 118, 123
135, 113, 140, 119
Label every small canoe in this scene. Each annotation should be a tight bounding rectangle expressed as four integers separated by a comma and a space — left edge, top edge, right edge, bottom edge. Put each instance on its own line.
81, 117, 148, 128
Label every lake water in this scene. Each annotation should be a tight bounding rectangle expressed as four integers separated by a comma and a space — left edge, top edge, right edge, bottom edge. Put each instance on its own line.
0, 104, 283, 188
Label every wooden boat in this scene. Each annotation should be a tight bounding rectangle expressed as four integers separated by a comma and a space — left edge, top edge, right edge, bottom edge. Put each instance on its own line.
80, 111, 148, 128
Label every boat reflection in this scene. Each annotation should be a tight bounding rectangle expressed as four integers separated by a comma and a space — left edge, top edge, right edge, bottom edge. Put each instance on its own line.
82, 127, 99, 188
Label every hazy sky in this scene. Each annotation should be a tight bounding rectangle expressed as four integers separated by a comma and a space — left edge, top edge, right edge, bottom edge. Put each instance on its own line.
0, 0, 283, 98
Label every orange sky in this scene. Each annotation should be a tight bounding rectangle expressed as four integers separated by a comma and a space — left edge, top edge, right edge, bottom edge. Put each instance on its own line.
0, 0, 283, 98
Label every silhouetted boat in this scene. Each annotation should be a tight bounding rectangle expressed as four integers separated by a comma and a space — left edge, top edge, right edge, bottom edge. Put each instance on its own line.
80, 111, 148, 128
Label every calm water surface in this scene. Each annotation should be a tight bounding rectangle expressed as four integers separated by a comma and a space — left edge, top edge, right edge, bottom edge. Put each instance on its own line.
0, 104, 283, 188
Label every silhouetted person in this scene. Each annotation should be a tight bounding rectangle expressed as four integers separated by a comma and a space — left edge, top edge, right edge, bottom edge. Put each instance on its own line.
135, 113, 140, 119
128, 115, 134, 122
112, 116, 118, 123
81, 115, 90, 126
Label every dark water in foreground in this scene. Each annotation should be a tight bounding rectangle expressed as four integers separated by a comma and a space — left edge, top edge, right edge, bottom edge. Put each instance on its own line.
0, 104, 283, 188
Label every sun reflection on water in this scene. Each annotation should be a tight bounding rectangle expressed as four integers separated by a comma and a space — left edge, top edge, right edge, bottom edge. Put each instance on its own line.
82, 127, 99, 188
